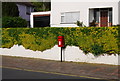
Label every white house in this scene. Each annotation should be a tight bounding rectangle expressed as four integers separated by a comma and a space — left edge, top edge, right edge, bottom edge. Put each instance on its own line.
16, 2, 34, 27
51, 0, 120, 27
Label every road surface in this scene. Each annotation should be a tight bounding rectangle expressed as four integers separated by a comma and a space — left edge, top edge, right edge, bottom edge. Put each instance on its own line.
1, 67, 110, 81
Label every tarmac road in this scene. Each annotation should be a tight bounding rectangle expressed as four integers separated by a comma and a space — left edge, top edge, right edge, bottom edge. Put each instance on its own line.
1, 67, 110, 81
2, 67, 85, 79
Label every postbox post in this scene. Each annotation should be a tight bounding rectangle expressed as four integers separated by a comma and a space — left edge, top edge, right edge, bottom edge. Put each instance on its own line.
61, 47, 62, 62
58, 36, 64, 62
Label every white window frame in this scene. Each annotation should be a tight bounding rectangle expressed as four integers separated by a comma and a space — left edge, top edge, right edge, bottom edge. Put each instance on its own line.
61, 11, 80, 24
61, 13, 65, 23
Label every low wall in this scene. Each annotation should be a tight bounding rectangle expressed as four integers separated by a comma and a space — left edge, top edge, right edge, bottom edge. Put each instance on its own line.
0, 45, 119, 65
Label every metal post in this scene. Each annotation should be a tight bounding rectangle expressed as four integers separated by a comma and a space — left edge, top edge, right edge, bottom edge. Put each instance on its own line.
61, 47, 62, 62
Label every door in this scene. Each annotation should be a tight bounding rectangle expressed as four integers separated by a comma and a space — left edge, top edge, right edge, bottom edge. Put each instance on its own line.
34, 16, 50, 27
100, 10, 108, 27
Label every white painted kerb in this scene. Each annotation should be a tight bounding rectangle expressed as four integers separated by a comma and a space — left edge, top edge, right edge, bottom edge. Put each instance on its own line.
0, 45, 119, 65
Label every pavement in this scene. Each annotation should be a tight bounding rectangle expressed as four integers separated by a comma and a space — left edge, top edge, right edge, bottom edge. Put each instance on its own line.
1, 55, 119, 80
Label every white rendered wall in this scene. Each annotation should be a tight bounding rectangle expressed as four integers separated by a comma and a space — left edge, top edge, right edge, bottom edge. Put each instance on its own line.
0, 45, 119, 65
51, 1, 119, 27
16, 4, 34, 22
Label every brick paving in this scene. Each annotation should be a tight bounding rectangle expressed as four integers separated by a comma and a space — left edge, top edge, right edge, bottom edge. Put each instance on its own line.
1, 55, 119, 79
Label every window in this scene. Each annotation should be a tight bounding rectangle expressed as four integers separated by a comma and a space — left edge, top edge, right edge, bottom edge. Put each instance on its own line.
26, 6, 31, 15
94, 9, 99, 23
61, 13, 65, 23
61, 11, 80, 23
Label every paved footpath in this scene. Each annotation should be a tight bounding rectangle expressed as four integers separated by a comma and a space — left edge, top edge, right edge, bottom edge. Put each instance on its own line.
1, 55, 119, 80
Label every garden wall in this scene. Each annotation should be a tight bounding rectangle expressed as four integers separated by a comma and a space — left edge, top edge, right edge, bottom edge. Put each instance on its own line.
0, 45, 119, 65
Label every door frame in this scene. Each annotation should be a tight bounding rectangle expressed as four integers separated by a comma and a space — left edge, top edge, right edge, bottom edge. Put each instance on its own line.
89, 8, 112, 27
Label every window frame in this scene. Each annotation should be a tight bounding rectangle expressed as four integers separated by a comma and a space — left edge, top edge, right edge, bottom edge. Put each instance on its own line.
61, 13, 65, 23
108, 8, 112, 23
61, 11, 80, 24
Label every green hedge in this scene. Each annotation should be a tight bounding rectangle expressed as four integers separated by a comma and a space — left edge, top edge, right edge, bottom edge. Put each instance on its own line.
1, 27, 119, 56
2, 17, 27, 28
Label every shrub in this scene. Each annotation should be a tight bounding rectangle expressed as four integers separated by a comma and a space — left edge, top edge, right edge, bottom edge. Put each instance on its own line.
76, 21, 83, 27
91, 44, 104, 56
76, 21, 86, 27
1, 27, 119, 56
2, 2, 19, 17
2, 16, 27, 28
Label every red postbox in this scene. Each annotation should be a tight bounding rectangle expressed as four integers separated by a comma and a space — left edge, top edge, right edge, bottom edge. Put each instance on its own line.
58, 36, 64, 47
